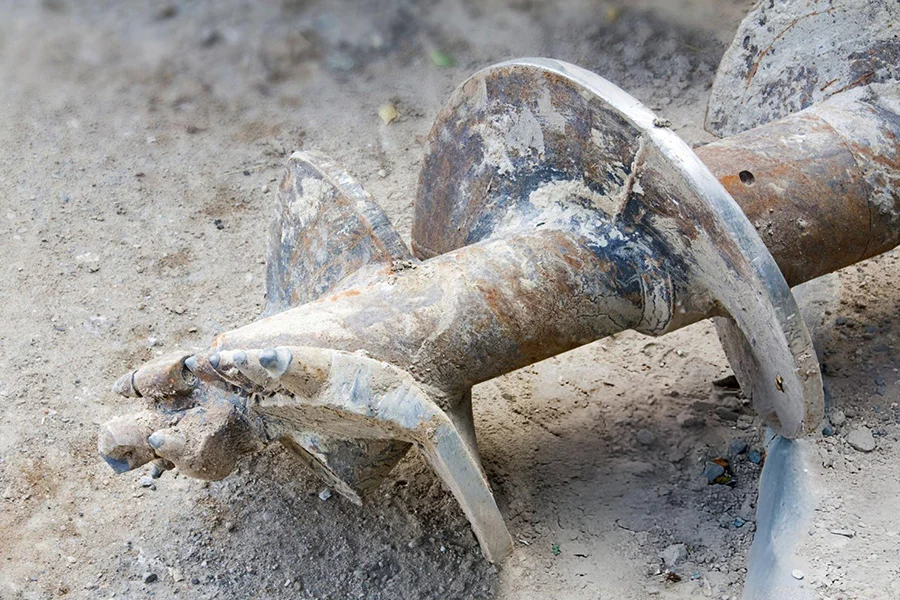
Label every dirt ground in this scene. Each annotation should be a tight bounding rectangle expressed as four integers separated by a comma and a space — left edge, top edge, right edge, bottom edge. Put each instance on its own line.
1, 1, 898, 599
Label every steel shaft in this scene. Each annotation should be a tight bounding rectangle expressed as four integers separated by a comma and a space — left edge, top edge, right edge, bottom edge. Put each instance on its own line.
219, 82, 900, 391
697, 84, 900, 289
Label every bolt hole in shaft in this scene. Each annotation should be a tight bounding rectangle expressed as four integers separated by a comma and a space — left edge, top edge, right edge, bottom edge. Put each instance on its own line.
739, 170, 755, 186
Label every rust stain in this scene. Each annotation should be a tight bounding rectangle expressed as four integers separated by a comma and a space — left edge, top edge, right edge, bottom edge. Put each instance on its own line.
329, 288, 361, 301
819, 77, 840, 92
744, 8, 836, 88
831, 71, 876, 97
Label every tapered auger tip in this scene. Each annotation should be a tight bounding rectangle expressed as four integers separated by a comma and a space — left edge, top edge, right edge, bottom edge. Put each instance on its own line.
112, 371, 138, 397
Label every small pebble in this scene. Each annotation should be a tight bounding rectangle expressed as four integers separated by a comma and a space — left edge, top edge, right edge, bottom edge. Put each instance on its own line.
791, 569, 804, 580
702, 461, 725, 484
728, 439, 748, 456
155, 4, 177, 20
822, 425, 834, 437
732, 517, 746, 528
846, 427, 876, 452
659, 543, 688, 567
748, 450, 762, 464
225, 521, 235, 532
150, 461, 166, 479
318, 488, 332, 501
199, 28, 221, 47
713, 374, 740, 389
143, 572, 158, 584
677, 411, 703, 428
139, 476, 155, 489
715, 407, 740, 422
636, 428, 656, 446
830, 410, 847, 427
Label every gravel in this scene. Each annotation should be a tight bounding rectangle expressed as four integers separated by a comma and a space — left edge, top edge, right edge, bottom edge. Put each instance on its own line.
846, 427, 876, 452
659, 543, 688, 568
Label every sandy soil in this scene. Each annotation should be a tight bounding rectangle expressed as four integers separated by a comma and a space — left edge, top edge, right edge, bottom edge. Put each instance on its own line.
0, 1, 897, 599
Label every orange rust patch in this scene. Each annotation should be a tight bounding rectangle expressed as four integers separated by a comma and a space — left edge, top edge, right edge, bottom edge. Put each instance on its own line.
330, 289, 361, 301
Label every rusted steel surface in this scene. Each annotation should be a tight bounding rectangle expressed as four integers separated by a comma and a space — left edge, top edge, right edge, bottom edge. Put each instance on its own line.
413, 59, 822, 440
260, 149, 419, 505
697, 82, 900, 287
221, 228, 659, 396
264, 149, 412, 315
706, 0, 900, 137
99, 60, 900, 564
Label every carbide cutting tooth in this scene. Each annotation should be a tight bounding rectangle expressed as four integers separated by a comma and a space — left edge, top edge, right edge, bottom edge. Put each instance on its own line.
148, 430, 184, 454
112, 371, 138, 397
148, 431, 165, 450
258, 347, 292, 378
208, 353, 221, 369
232, 350, 248, 367
184, 355, 198, 373
258, 348, 277, 369
98, 412, 159, 473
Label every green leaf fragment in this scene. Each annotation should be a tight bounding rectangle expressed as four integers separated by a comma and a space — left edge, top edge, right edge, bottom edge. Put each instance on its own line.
430, 50, 455, 68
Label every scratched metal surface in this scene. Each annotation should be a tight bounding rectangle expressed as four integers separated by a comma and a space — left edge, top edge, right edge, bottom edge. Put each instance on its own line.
706, 0, 900, 137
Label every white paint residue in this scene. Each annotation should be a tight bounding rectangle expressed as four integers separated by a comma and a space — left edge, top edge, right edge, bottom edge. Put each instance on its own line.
527, 178, 626, 220
475, 106, 546, 175
536, 86, 567, 132
506, 107, 544, 156
294, 177, 329, 226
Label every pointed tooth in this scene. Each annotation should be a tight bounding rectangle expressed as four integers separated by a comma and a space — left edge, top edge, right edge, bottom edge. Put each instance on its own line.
147, 430, 186, 457
258, 349, 278, 369
112, 371, 138, 397
209, 350, 258, 393
98, 412, 159, 473
258, 347, 292, 378
148, 431, 166, 450
184, 355, 198, 373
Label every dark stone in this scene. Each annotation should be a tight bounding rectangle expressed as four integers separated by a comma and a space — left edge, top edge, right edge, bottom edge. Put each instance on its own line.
728, 439, 748, 456
715, 407, 740, 422
702, 461, 725, 483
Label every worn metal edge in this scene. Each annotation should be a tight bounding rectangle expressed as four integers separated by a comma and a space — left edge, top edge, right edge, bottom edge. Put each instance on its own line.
743, 431, 821, 600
